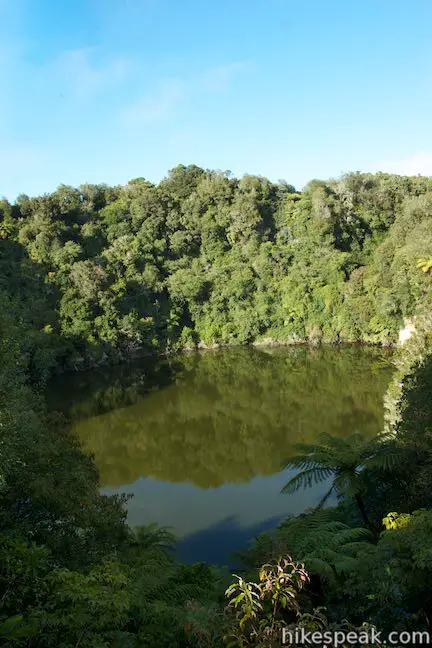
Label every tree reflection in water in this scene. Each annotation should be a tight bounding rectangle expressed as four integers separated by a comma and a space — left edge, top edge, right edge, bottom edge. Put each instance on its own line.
48, 346, 393, 564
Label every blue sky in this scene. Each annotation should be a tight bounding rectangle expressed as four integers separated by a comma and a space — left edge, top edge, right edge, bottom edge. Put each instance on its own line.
1, 0, 432, 200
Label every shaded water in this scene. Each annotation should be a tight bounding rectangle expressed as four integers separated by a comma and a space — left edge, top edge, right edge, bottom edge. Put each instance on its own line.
47, 346, 394, 565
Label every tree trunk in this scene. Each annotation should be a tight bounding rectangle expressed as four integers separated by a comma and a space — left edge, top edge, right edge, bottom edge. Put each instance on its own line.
354, 492, 371, 529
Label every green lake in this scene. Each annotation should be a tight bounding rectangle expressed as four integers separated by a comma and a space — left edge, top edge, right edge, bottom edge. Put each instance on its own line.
47, 346, 394, 565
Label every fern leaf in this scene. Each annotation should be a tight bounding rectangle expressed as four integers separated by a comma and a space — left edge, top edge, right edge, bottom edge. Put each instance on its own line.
303, 557, 336, 585
281, 467, 334, 495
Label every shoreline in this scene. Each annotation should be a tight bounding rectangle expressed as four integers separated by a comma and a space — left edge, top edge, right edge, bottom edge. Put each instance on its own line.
57, 337, 397, 377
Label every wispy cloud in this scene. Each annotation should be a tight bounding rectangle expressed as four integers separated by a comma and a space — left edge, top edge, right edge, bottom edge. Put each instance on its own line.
120, 78, 186, 125
374, 151, 432, 177
201, 61, 251, 93
119, 60, 251, 127
54, 47, 130, 100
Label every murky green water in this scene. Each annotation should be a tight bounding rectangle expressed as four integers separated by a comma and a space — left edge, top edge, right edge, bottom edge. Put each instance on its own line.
47, 346, 394, 565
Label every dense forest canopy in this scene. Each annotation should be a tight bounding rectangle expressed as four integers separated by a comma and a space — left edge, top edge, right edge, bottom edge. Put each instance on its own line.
1, 166, 432, 380
1, 167, 432, 646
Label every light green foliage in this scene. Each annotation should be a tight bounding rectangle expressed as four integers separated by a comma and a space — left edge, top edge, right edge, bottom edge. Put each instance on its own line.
224, 559, 377, 648
417, 257, 432, 274
224, 557, 310, 647
382, 511, 412, 530
3, 168, 431, 368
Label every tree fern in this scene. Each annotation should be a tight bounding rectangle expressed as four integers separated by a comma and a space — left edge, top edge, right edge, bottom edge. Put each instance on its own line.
303, 557, 337, 585
281, 431, 403, 528
330, 527, 373, 546
238, 508, 375, 593
281, 466, 334, 494
127, 524, 177, 552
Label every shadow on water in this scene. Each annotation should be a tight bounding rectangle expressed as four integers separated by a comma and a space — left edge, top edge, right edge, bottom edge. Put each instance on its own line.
47, 345, 394, 564
176, 515, 287, 567
46, 354, 185, 419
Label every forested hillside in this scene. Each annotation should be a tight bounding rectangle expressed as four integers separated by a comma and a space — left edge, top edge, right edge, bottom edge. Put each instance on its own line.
1, 166, 432, 377
1, 168, 432, 645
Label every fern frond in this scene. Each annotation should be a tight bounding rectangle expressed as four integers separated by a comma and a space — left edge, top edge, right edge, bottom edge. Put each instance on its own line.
338, 541, 376, 557
331, 554, 359, 576
365, 445, 405, 471
130, 524, 177, 551
330, 527, 373, 547
281, 467, 334, 494
282, 457, 325, 471
303, 557, 336, 585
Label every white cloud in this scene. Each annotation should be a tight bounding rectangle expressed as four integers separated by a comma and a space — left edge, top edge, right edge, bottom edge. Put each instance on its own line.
54, 47, 130, 99
374, 151, 432, 177
201, 61, 251, 93
119, 60, 251, 128
120, 78, 186, 125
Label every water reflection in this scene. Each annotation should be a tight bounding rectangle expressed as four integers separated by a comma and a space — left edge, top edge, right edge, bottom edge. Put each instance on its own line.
48, 346, 393, 564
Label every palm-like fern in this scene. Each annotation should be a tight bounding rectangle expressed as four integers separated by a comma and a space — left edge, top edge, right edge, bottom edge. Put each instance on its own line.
281, 432, 402, 528
238, 509, 375, 588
